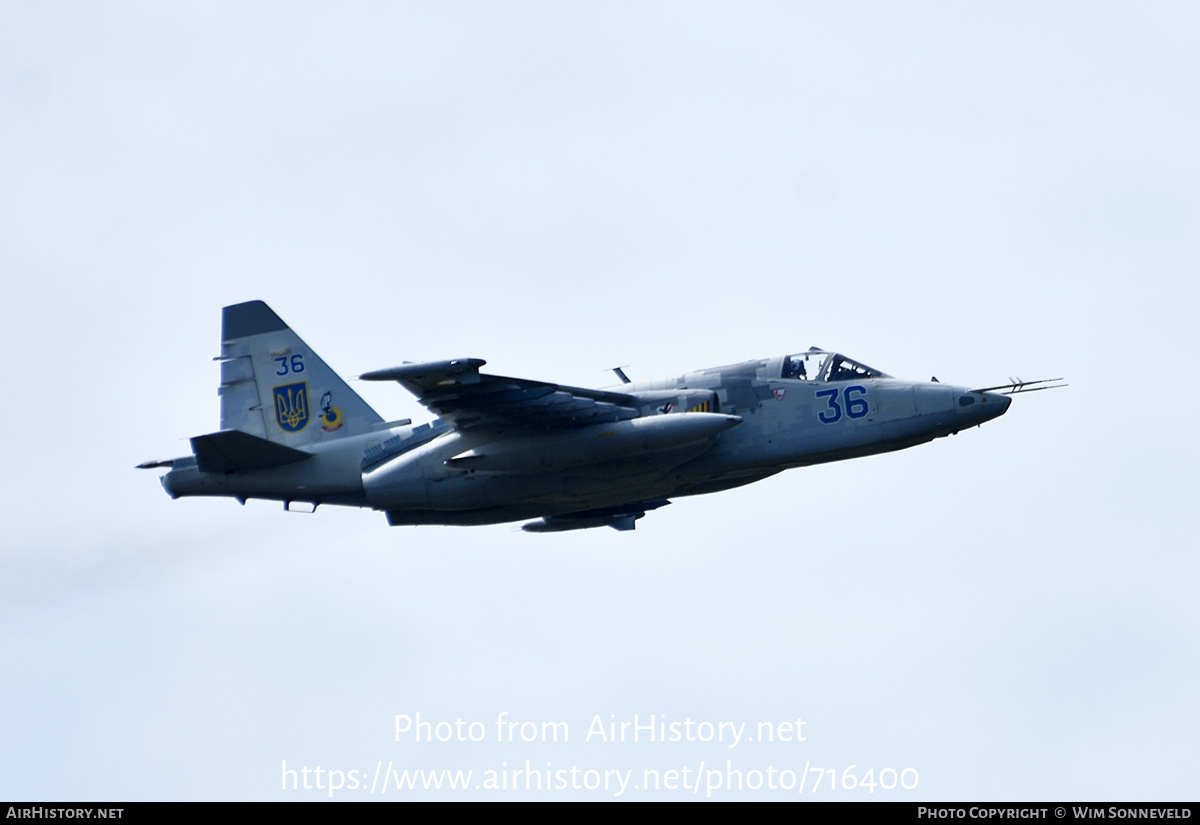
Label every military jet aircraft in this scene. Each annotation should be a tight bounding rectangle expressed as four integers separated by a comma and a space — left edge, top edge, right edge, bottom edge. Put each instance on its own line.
141, 301, 1059, 532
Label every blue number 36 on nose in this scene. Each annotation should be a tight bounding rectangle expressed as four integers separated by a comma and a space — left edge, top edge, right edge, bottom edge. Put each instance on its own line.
815, 385, 869, 424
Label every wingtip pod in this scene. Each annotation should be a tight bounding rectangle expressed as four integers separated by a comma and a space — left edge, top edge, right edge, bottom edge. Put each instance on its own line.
360, 359, 487, 383
522, 515, 638, 532
521, 500, 671, 532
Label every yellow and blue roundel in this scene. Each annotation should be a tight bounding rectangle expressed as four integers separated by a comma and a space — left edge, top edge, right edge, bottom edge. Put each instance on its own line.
273, 382, 309, 432
321, 405, 344, 431
319, 390, 344, 432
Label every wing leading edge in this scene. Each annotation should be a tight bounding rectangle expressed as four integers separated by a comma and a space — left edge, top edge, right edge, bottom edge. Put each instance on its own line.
361, 359, 641, 431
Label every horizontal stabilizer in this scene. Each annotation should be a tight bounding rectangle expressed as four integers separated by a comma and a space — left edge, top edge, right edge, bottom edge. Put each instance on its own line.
190, 430, 312, 473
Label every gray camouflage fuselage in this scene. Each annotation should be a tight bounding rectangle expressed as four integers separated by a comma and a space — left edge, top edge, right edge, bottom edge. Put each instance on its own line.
152, 302, 1012, 531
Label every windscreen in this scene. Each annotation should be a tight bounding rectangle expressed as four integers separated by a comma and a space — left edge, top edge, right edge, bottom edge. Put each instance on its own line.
782, 351, 888, 381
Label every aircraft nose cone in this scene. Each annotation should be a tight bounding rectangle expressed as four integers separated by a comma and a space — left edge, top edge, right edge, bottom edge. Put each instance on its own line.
954, 389, 1010, 425
976, 391, 1011, 422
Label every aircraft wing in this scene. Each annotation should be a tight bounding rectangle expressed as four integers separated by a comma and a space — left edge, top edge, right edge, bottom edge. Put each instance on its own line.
360, 359, 641, 431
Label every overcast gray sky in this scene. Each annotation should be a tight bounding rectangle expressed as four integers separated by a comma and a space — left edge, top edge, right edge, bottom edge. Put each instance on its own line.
2, 1, 1197, 800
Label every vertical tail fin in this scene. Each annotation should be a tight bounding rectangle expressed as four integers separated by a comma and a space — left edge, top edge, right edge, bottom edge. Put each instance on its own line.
217, 301, 383, 447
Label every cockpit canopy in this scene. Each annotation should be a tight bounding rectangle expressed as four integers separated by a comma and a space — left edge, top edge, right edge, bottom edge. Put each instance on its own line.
781, 350, 889, 382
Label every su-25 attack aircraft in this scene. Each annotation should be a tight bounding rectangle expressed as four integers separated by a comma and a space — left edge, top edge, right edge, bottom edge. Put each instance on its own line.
141, 301, 1060, 532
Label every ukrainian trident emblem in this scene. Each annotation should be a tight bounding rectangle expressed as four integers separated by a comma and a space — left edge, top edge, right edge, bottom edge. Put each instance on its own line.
273, 382, 310, 432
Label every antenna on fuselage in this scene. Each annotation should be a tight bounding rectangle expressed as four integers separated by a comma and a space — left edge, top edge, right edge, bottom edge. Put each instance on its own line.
611, 366, 632, 384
